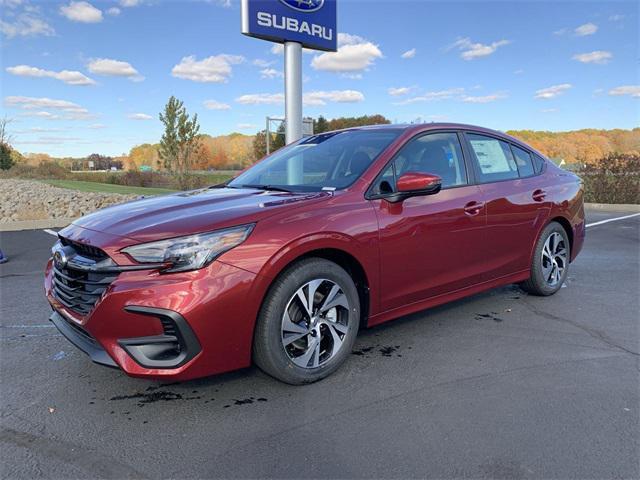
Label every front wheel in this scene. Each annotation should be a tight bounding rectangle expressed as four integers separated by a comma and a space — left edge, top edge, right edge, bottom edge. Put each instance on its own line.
521, 222, 570, 296
253, 258, 360, 385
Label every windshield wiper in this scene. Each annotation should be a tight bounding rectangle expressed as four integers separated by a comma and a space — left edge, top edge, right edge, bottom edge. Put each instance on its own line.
241, 184, 294, 193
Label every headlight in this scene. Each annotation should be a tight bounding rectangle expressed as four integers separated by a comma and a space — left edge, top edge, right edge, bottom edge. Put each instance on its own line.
122, 224, 254, 273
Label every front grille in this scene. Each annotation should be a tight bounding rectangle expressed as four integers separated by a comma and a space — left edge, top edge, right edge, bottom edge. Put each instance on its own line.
51, 240, 118, 316
59, 237, 107, 261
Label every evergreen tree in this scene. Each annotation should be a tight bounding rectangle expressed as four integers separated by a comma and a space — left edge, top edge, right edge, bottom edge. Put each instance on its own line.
159, 96, 201, 173
0, 143, 14, 170
158, 96, 182, 171
314, 115, 329, 133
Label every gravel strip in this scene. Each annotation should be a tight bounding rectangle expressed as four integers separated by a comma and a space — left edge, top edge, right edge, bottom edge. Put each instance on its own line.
0, 179, 137, 223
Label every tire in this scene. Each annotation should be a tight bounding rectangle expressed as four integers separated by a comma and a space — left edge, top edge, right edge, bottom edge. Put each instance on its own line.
520, 221, 571, 296
253, 258, 360, 385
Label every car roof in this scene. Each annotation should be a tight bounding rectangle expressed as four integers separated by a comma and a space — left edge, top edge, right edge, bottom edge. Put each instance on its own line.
333, 123, 546, 158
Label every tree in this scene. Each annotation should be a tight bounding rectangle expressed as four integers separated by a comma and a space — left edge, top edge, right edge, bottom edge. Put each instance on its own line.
0, 117, 15, 170
159, 96, 201, 173
314, 115, 329, 133
176, 109, 200, 174
0, 143, 13, 170
253, 130, 267, 161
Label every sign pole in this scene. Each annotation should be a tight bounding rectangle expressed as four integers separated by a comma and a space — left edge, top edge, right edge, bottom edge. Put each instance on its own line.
284, 41, 303, 144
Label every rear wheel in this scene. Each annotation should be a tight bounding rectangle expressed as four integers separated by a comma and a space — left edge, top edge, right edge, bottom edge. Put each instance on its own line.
521, 222, 570, 296
253, 258, 360, 385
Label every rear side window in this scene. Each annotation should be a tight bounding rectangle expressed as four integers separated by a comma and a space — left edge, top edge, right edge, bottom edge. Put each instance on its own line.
511, 144, 535, 177
467, 134, 519, 183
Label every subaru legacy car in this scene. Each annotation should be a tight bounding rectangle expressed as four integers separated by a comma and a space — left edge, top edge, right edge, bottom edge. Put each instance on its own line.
45, 123, 585, 384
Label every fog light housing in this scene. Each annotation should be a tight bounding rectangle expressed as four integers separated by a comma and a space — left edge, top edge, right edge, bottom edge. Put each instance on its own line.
118, 306, 201, 369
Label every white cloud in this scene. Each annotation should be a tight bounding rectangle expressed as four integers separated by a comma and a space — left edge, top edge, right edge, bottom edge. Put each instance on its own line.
0, 13, 54, 38
4, 95, 93, 120
237, 123, 257, 130
236, 93, 284, 105
553, 28, 568, 36
393, 88, 465, 105
260, 68, 283, 79
88, 123, 106, 129
235, 90, 364, 106
534, 84, 572, 99
60, 1, 103, 23
608, 85, 640, 98
447, 37, 510, 60
203, 99, 231, 110
401, 48, 416, 59
574, 22, 598, 36
388, 86, 413, 96
128, 113, 153, 120
87, 58, 143, 81
572, 50, 612, 64
119, 0, 140, 6
303, 90, 365, 106
609, 14, 624, 21
20, 111, 61, 120
5, 95, 85, 112
106, 7, 120, 15
541, 108, 558, 113
171, 54, 244, 83
513, 69, 525, 75
311, 33, 383, 73
6, 65, 95, 86
461, 93, 507, 103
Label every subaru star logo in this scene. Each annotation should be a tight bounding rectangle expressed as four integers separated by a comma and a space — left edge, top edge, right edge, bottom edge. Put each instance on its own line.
53, 249, 68, 269
279, 0, 324, 13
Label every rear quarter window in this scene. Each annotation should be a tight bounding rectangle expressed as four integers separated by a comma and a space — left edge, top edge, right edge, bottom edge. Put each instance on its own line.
532, 154, 546, 174
511, 144, 535, 177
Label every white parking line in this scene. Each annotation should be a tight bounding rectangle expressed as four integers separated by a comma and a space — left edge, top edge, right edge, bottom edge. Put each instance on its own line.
586, 212, 640, 229
43, 229, 58, 237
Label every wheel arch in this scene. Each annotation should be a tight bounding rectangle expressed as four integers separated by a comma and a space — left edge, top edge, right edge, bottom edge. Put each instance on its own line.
548, 215, 574, 256
254, 242, 373, 332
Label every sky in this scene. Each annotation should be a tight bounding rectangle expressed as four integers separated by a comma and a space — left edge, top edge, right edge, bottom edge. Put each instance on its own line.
1, 0, 638, 157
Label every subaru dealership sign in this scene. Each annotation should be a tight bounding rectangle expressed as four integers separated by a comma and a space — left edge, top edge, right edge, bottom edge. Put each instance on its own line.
241, 0, 337, 52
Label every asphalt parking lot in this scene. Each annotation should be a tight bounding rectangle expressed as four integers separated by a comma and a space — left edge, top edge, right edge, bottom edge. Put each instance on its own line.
1, 207, 638, 479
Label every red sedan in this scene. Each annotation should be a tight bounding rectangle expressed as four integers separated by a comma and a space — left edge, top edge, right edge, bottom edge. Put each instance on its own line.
45, 123, 585, 384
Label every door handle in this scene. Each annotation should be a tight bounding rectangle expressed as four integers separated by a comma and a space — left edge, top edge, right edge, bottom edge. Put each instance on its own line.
532, 189, 546, 202
464, 201, 485, 215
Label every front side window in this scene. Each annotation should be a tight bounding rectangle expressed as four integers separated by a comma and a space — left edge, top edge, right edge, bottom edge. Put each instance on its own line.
228, 129, 401, 192
511, 144, 535, 177
371, 132, 467, 195
467, 133, 519, 183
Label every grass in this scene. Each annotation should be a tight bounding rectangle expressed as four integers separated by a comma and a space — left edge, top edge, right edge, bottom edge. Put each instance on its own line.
42, 179, 176, 196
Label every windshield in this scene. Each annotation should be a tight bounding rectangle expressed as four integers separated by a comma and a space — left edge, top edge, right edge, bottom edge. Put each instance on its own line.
228, 129, 401, 192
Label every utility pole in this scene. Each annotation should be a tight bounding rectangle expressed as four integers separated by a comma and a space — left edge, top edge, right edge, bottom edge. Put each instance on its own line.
284, 41, 303, 145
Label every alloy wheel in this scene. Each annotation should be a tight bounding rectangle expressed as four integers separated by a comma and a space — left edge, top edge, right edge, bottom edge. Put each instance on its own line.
281, 279, 350, 369
541, 232, 567, 287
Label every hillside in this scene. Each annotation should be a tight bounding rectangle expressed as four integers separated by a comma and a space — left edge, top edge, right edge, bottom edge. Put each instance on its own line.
507, 128, 640, 164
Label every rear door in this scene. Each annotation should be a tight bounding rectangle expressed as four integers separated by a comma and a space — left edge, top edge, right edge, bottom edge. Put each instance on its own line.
369, 131, 487, 312
463, 132, 551, 280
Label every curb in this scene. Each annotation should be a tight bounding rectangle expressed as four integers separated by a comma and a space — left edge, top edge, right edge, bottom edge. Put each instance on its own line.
0, 218, 76, 232
585, 203, 640, 213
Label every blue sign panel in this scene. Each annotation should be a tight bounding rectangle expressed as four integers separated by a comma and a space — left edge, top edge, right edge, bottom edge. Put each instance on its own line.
241, 0, 337, 52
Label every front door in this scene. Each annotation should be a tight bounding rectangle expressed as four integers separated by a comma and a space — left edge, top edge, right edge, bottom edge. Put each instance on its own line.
370, 132, 487, 313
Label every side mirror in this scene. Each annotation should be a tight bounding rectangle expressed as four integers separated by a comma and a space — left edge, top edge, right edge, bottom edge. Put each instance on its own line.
386, 172, 442, 203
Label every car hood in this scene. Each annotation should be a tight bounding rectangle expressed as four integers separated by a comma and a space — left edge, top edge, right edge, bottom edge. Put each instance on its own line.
70, 187, 331, 243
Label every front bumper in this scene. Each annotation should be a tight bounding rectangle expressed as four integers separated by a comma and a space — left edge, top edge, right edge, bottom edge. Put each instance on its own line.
45, 258, 262, 381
